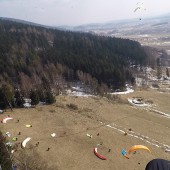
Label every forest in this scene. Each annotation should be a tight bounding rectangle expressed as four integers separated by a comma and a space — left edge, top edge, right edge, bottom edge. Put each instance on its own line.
0, 19, 148, 99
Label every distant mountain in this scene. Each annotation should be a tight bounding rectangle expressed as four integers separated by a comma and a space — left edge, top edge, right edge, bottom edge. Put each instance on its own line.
1, 14, 170, 33
58, 14, 170, 33
0, 17, 61, 31
0, 17, 45, 27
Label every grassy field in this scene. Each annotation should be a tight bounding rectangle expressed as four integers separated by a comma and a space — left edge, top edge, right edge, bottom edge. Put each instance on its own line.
0, 88, 170, 170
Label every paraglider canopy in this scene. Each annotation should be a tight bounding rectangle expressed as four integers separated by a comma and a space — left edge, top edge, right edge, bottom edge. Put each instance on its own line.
6, 132, 11, 137
2, 117, 13, 123
94, 147, 107, 160
128, 145, 151, 154
121, 149, 129, 159
25, 124, 32, 128
21, 137, 31, 148
145, 159, 170, 170
134, 2, 146, 12
134, 2, 146, 20
51, 133, 56, 137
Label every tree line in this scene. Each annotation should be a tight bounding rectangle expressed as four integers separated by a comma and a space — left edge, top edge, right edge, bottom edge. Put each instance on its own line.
0, 83, 55, 110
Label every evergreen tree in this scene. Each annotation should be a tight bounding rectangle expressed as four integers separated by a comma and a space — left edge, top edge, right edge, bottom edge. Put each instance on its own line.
14, 89, 24, 107
37, 88, 46, 102
166, 68, 169, 77
46, 90, 55, 104
30, 89, 39, 105
0, 84, 14, 110
42, 77, 51, 91
156, 58, 162, 79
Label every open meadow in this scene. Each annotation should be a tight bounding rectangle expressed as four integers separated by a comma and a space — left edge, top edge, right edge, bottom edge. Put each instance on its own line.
0, 88, 170, 170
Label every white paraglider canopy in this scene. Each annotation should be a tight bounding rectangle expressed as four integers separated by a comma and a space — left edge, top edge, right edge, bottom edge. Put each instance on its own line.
51, 133, 56, 137
2, 117, 13, 123
134, 2, 146, 12
21, 137, 31, 148
134, 2, 146, 20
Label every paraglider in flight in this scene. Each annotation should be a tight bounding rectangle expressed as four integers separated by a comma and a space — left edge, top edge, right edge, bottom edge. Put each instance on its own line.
134, 2, 146, 12
134, 2, 146, 20
128, 145, 151, 154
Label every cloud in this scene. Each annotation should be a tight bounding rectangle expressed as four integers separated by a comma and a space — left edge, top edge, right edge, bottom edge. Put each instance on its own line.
0, 0, 170, 26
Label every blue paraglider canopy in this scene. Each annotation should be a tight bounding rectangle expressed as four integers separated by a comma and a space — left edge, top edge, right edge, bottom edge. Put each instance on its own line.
145, 159, 170, 170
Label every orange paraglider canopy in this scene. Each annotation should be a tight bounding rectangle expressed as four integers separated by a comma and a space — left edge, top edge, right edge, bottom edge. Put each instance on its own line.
128, 145, 151, 154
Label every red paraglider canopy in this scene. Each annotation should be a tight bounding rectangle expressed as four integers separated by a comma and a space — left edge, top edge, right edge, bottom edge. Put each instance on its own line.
93, 147, 107, 160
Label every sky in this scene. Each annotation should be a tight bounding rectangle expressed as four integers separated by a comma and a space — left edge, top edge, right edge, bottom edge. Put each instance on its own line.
0, 0, 170, 26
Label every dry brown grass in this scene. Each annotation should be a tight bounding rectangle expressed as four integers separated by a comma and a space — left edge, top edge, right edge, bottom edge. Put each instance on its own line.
0, 89, 170, 170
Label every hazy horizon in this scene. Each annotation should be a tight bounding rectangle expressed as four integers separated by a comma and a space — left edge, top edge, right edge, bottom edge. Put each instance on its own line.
0, 0, 170, 27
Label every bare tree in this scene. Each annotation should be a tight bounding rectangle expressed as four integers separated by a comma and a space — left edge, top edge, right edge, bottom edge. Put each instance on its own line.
0, 132, 13, 170
14, 147, 57, 170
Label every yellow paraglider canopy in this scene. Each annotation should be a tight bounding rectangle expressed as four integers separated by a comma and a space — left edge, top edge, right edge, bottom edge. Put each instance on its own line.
128, 145, 151, 154
25, 124, 32, 128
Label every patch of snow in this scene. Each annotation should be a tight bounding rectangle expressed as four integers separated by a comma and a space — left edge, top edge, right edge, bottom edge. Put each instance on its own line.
65, 89, 93, 97
111, 87, 134, 95
23, 103, 31, 108
0, 109, 4, 113
24, 98, 31, 103
128, 98, 150, 107
148, 108, 170, 118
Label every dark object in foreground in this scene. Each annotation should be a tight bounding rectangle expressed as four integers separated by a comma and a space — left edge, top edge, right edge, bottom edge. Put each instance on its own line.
145, 159, 170, 170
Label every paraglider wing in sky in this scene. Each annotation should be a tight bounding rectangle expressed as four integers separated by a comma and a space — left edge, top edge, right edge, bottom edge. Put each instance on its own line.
134, 7, 140, 12
134, 2, 146, 12
128, 145, 151, 154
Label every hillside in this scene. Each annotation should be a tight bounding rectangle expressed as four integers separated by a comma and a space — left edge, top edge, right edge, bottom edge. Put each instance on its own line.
0, 19, 148, 94
66, 14, 170, 67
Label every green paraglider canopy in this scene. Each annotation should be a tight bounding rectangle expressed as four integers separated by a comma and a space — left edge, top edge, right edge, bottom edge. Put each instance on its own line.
12, 137, 17, 141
